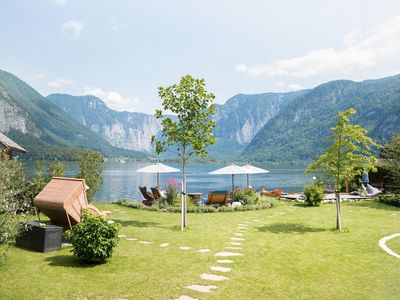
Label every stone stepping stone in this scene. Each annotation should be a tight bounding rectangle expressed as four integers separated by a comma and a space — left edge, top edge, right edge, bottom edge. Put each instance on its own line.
217, 259, 234, 264
238, 224, 249, 226
118, 234, 127, 238
126, 238, 138, 241
230, 242, 242, 245
252, 219, 261, 222
215, 252, 243, 257
234, 232, 244, 236
200, 273, 229, 281
231, 237, 245, 241
139, 241, 151, 244
225, 246, 242, 250
176, 296, 198, 300
160, 243, 169, 247
179, 246, 191, 250
278, 212, 285, 215
237, 227, 248, 230
210, 266, 231, 272
197, 249, 210, 253
185, 285, 217, 293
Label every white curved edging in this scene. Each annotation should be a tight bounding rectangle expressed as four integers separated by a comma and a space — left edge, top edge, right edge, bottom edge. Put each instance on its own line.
378, 233, 400, 259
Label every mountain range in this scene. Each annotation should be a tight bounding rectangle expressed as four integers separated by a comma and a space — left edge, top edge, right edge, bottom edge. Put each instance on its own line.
1, 68, 399, 163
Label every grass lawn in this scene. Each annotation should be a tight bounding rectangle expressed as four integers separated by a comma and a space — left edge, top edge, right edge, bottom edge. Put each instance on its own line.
1, 200, 400, 299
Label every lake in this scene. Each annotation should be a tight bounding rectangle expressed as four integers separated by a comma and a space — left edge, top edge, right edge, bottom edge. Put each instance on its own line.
25, 162, 312, 202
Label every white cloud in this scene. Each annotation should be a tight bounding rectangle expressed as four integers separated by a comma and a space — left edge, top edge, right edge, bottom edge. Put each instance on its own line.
235, 15, 400, 79
61, 20, 84, 38
47, 78, 74, 88
109, 17, 125, 31
275, 81, 302, 91
54, 0, 67, 5
82, 86, 138, 112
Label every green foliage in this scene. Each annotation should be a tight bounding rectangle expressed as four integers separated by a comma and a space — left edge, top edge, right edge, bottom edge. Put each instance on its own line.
65, 210, 120, 263
76, 150, 104, 202
0, 150, 28, 263
377, 192, 400, 207
306, 108, 380, 230
233, 188, 259, 205
47, 161, 65, 178
304, 181, 325, 206
159, 184, 179, 207
381, 134, 400, 183
152, 75, 216, 159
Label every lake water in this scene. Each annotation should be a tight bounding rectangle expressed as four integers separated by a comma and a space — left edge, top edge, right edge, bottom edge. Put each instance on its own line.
25, 162, 312, 202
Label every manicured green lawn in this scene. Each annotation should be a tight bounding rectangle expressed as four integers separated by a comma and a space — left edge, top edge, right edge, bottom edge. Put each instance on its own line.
1, 200, 400, 299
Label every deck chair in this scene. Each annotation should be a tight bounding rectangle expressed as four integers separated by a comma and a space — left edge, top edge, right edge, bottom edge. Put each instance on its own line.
261, 189, 285, 198
33, 177, 110, 230
139, 186, 156, 206
206, 191, 228, 206
150, 187, 164, 200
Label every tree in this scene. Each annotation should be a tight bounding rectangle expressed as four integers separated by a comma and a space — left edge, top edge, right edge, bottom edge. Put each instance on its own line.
0, 149, 27, 262
306, 108, 380, 231
381, 134, 400, 184
152, 75, 216, 230
76, 151, 104, 202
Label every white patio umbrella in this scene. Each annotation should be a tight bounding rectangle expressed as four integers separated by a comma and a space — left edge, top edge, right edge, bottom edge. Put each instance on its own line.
136, 162, 180, 187
242, 164, 270, 187
209, 164, 247, 192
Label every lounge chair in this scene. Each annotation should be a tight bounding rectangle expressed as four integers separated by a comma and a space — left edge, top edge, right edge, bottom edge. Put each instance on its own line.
139, 186, 156, 206
150, 187, 164, 199
261, 189, 285, 198
206, 191, 228, 206
33, 177, 110, 230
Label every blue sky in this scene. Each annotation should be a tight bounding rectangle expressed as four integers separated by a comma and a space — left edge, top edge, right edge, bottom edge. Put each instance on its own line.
1, 0, 400, 113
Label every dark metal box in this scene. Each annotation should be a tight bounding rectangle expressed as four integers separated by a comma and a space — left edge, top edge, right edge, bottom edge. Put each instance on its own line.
16, 221, 63, 252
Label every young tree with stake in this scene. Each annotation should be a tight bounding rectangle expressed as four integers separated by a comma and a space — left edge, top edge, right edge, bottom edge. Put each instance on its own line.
306, 108, 380, 231
152, 75, 216, 230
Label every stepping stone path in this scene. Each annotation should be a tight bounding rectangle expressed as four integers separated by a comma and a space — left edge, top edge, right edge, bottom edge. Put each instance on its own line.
231, 237, 245, 241
225, 246, 242, 250
139, 241, 151, 244
176, 296, 198, 300
252, 219, 261, 222
179, 246, 191, 250
210, 266, 231, 272
217, 260, 234, 264
200, 273, 229, 281
237, 227, 248, 230
238, 224, 249, 226
126, 238, 137, 241
215, 252, 243, 257
197, 249, 210, 253
118, 234, 126, 238
185, 285, 217, 293
230, 242, 242, 245
160, 243, 169, 247
234, 233, 244, 236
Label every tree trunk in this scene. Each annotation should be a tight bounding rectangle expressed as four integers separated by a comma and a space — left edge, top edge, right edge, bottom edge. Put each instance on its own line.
335, 191, 342, 231
181, 156, 187, 231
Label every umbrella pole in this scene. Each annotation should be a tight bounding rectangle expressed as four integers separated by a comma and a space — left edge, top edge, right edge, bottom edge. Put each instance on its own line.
157, 173, 160, 188
232, 174, 235, 193
247, 174, 249, 187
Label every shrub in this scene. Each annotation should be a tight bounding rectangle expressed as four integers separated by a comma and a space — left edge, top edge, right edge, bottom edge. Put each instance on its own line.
76, 151, 104, 202
304, 181, 325, 206
65, 211, 120, 264
377, 193, 400, 207
160, 183, 180, 207
233, 188, 259, 205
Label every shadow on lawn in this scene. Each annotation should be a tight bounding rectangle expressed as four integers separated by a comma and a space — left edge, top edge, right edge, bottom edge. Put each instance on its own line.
45, 255, 97, 268
257, 223, 327, 234
113, 219, 160, 228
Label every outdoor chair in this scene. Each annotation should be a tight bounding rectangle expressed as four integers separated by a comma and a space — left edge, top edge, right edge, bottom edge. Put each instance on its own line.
206, 191, 228, 206
139, 186, 156, 206
261, 188, 285, 198
33, 177, 110, 230
150, 187, 164, 199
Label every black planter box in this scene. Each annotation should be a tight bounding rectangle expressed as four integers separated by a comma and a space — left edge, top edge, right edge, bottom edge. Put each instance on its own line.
16, 221, 63, 253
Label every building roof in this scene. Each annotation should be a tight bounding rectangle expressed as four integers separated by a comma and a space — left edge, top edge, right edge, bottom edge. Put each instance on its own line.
0, 131, 27, 153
